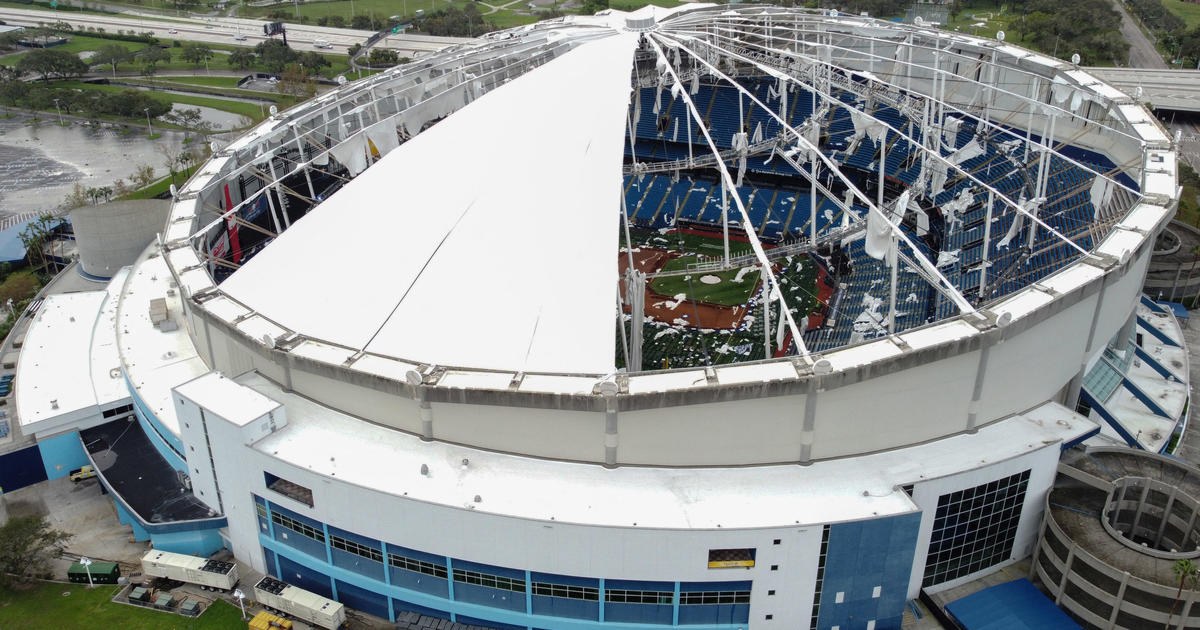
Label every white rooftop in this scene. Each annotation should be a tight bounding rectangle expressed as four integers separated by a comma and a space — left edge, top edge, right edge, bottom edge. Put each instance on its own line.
238, 369, 1094, 529
220, 33, 640, 375
16, 276, 128, 434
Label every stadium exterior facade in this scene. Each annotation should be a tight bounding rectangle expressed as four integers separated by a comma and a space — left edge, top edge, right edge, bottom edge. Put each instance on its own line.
10, 5, 1183, 630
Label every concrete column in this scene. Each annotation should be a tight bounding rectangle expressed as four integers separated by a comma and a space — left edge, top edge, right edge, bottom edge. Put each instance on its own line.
965, 339, 994, 433
1066, 279, 1108, 411
1131, 483, 1151, 539
1113, 310, 1137, 353
799, 376, 818, 464
604, 393, 618, 468
1155, 485, 1180, 550
1178, 589, 1198, 630
1055, 543, 1076, 605
1107, 571, 1129, 630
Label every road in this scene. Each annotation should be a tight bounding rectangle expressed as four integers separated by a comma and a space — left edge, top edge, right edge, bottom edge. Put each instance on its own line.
1109, 0, 1168, 69
1087, 67, 1200, 112
0, 7, 468, 55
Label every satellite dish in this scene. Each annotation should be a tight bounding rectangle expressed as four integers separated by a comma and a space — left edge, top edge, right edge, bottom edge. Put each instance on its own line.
913, 16, 923, 27
995, 311, 1013, 328
337, 75, 348, 85
1135, 86, 1143, 99
597, 380, 618, 396
812, 358, 833, 375
269, 105, 278, 116
405, 369, 423, 386
169, 184, 178, 199
1070, 53, 1080, 65
996, 30, 1005, 42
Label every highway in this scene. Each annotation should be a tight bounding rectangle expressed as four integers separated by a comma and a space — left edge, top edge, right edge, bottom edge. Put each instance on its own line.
0, 6, 469, 55
1087, 67, 1200, 113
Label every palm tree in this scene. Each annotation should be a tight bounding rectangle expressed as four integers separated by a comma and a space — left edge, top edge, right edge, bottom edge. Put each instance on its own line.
1168, 558, 1200, 629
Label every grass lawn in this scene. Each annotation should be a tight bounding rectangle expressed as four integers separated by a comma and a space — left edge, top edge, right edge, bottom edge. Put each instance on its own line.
941, 0, 1015, 39
608, 0, 684, 10
54, 80, 265, 121
152, 75, 245, 88
650, 256, 759, 307
0, 582, 246, 630
1164, 0, 1200, 30
119, 164, 199, 200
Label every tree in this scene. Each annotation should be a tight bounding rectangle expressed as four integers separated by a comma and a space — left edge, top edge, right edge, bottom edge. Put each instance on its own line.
130, 164, 156, 189
298, 51, 331, 74
180, 43, 214, 68
17, 48, 88, 83
580, 0, 608, 14
254, 39, 299, 73
367, 47, 399, 67
275, 62, 316, 98
139, 45, 170, 76
327, 15, 346, 28
163, 106, 214, 139
0, 516, 70, 587
350, 14, 375, 30
1169, 559, 1200, 629
227, 48, 256, 70
0, 77, 27, 112
94, 43, 132, 76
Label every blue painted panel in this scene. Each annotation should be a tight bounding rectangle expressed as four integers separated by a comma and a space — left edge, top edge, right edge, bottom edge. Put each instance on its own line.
455, 582, 526, 612
336, 579, 389, 619
456, 615, 526, 630
126, 373, 186, 457
392, 598, 451, 620
605, 579, 674, 590
113, 501, 150, 541
0, 444, 48, 493
274, 523, 327, 560
37, 431, 88, 480
332, 548, 385, 581
678, 604, 750, 625
817, 513, 920, 630
278, 554, 334, 599
389, 565, 448, 597
532, 595, 598, 620
264, 548, 278, 578
604, 602, 674, 625
150, 528, 224, 556
133, 411, 186, 472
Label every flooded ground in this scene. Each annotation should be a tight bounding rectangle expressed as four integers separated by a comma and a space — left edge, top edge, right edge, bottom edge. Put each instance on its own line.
169, 102, 253, 131
0, 114, 186, 217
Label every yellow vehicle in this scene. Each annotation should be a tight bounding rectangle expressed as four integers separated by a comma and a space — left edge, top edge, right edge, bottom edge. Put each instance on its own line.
248, 611, 292, 630
69, 465, 96, 482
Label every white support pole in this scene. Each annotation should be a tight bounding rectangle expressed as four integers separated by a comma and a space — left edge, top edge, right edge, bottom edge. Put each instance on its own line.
979, 189, 994, 297
762, 267, 771, 359
266, 158, 292, 230
1029, 113, 1056, 250
888, 234, 898, 334
810, 153, 818, 245
721, 178, 730, 266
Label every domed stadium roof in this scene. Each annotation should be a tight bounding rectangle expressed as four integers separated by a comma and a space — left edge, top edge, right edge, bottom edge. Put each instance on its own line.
199, 5, 1160, 377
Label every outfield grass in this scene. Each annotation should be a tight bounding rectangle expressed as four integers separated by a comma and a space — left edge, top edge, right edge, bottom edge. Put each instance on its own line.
0, 582, 245, 630
1164, 0, 1200, 30
650, 256, 759, 307
152, 75, 245, 88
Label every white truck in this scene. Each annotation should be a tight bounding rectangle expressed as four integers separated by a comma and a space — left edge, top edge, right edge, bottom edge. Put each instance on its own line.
140, 550, 239, 592
313, 39, 333, 49
254, 576, 346, 629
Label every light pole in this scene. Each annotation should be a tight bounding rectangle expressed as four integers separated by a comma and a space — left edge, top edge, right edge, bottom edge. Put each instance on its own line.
233, 588, 247, 619
52, 98, 63, 126
143, 107, 153, 137
79, 556, 93, 588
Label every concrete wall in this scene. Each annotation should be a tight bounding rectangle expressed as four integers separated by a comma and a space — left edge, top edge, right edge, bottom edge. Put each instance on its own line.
70, 200, 170, 280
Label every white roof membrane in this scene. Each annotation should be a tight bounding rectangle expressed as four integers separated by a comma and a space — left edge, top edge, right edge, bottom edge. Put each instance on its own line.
222, 33, 638, 374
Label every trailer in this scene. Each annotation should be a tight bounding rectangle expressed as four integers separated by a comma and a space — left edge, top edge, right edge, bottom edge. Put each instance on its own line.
253, 576, 346, 630
140, 550, 238, 592
67, 560, 120, 584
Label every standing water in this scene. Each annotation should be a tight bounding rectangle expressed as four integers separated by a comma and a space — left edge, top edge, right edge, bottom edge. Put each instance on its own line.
0, 114, 186, 217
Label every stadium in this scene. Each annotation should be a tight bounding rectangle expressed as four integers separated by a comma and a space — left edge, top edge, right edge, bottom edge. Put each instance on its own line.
0, 4, 1187, 630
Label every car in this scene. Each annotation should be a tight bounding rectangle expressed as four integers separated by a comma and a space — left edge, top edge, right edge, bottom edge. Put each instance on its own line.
69, 465, 96, 483
205, 24, 213, 29
233, 33, 247, 41
168, 28, 178, 34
